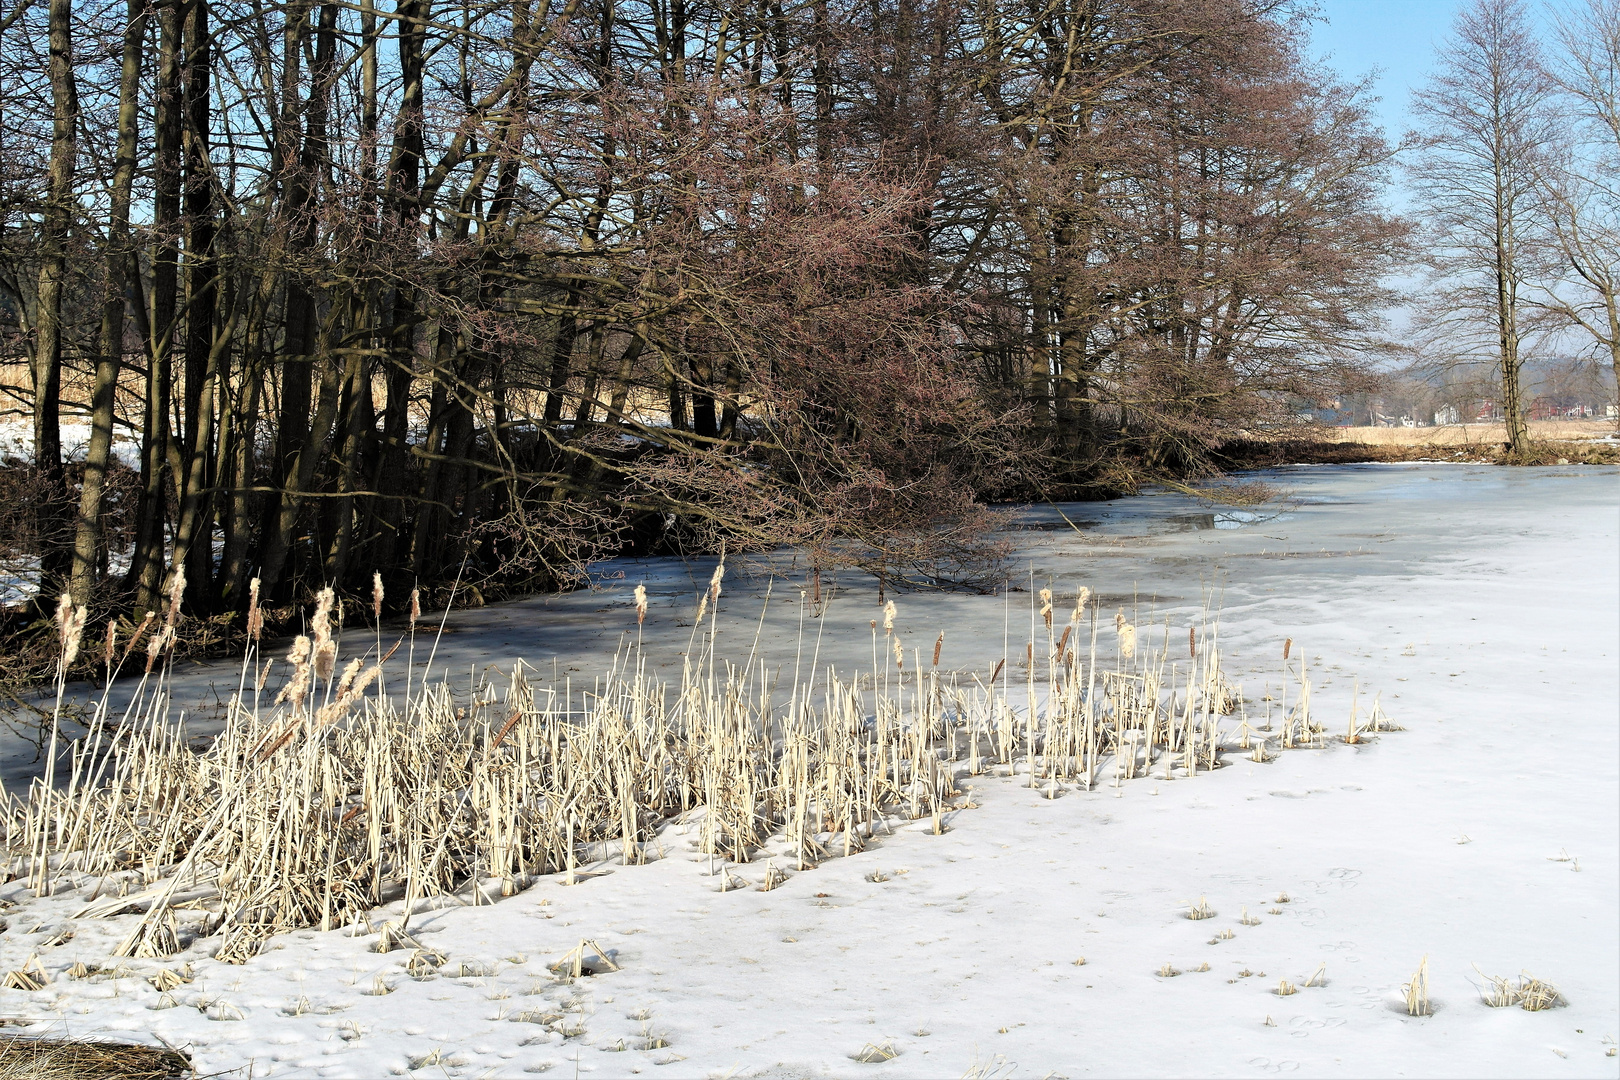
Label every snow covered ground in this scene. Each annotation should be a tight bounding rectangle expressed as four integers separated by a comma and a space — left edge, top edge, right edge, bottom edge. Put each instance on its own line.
1, 462, 1616, 1078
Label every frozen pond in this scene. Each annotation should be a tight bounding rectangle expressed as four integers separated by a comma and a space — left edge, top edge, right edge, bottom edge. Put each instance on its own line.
2, 462, 1616, 1077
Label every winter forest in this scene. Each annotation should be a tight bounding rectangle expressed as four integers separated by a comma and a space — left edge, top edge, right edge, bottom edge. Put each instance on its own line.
0, 0, 1609, 650
0, 2, 1615, 1075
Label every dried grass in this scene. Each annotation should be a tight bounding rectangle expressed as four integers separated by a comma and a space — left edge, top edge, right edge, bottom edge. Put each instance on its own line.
1, 582, 1383, 961
852, 1040, 898, 1063
1480, 969, 1565, 1011
0, 1038, 190, 1080
1404, 956, 1431, 1016
1323, 420, 1613, 446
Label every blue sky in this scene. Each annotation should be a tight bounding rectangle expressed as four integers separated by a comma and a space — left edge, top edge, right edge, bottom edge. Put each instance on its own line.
1306, 0, 1468, 144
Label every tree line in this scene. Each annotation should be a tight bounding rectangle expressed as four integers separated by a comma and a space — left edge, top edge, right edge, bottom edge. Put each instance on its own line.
1407, 0, 1619, 455
4, 0, 1539, 644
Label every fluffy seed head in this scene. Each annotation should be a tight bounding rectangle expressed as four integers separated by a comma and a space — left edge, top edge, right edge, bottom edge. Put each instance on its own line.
1039, 588, 1053, 630
164, 568, 186, 628
408, 588, 421, 624
276, 636, 313, 711
883, 600, 896, 634
60, 603, 88, 671
1115, 609, 1125, 633
54, 593, 73, 649
103, 620, 118, 667
634, 584, 647, 625
335, 657, 363, 698
708, 562, 725, 603
311, 588, 335, 651
372, 573, 385, 619
1074, 587, 1090, 621
314, 640, 337, 681
246, 577, 264, 641
1119, 623, 1137, 658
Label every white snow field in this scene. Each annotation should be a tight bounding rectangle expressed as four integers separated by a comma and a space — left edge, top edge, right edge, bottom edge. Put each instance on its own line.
1, 462, 1616, 1078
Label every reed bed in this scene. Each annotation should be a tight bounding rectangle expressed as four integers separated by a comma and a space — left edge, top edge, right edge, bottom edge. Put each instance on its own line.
1, 580, 1361, 963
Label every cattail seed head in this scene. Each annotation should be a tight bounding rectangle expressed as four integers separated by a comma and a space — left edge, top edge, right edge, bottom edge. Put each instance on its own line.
708, 562, 725, 604
335, 657, 363, 698
1055, 624, 1073, 663
1119, 623, 1137, 659
1074, 587, 1090, 621
54, 592, 73, 650
276, 635, 313, 711
1115, 609, 1125, 633
634, 584, 647, 625
1283, 637, 1292, 661
1039, 588, 1054, 630
408, 588, 421, 626
103, 620, 118, 667
164, 569, 186, 629
256, 658, 274, 692
893, 637, 903, 669
245, 577, 264, 642
61, 603, 87, 671
314, 640, 337, 681
1189, 627, 1197, 658
311, 588, 334, 650
127, 611, 154, 669
883, 600, 896, 634
695, 594, 709, 624
145, 620, 169, 673
319, 663, 384, 720
932, 631, 944, 667
372, 573, 385, 620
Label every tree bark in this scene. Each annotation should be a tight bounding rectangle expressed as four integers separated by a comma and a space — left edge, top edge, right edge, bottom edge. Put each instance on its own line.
30, 0, 79, 605
71, 0, 145, 605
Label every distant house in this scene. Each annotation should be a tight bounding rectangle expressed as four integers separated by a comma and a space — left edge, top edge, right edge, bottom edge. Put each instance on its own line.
1434, 405, 1459, 425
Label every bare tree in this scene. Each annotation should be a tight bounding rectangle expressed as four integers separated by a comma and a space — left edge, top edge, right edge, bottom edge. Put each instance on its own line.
1409, 0, 1553, 454
1532, 0, 1620, 416
0, 0, 1417, 667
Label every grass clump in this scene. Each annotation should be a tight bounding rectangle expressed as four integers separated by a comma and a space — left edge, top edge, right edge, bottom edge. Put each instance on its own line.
0, 1038, 190, 1080
1480, 970, 1565, 1011
1404, 956, 1431, 1016
852, 1041, 898, 1063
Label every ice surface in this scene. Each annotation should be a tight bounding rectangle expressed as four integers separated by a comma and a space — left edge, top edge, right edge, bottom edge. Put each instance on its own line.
1, 463, 1616, 1077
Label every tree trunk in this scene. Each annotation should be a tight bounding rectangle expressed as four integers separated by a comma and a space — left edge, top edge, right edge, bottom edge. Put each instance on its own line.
71, 0, 145, 605
30, 0, 79, 605
128, 0, 184, 612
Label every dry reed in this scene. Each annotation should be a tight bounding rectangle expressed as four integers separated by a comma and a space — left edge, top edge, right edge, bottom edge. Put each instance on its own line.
0, 1038, 190, 1080
1479, 969, 1565, 1011
1405, 956, 1431, 1016
1, 582, 1382, 962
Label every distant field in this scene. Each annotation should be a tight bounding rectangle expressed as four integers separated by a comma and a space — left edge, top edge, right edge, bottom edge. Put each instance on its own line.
1325, 420, 1617, 445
